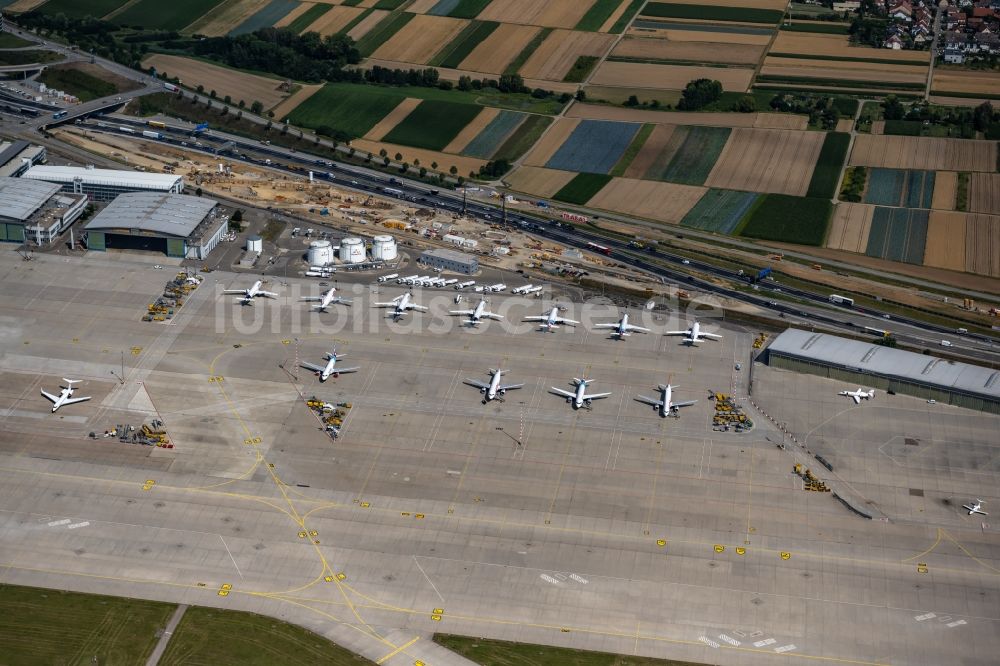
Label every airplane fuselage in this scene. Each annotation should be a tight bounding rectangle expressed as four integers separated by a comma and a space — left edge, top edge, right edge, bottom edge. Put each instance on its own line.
571, 382, 588, 409
485, 371, 503, 400
50, 387, 75, 412
320, 357, 338, 381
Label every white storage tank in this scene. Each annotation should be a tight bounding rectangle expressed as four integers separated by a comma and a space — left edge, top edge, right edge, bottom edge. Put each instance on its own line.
307, 239, 334, 266
246, 235, 262, 253
371, 234, 397, 261
340, 237, 366, 264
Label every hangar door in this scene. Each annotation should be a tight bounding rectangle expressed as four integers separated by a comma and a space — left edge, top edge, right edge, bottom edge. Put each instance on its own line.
101, 232, 169, 255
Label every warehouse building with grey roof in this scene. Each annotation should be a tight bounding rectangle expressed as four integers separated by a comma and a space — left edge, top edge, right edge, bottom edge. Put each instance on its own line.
764, 329, 1000, 414
83, 192, 226, 259
0, 176, 87, 245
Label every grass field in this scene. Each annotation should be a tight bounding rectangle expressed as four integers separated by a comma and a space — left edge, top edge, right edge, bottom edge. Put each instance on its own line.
36, 0, 128, 18
0, 49, 63, 66
739, 194, 832, 245
681, 188, 759, 233
382, 99, 483, 150
494, 113, 552, 162
553, 172, 614, 204
563, 55, 600, 83
641, 2, 784, 24
609, 122, 654, 176
0, 32, 32, 47
866, 206, 928, 264
575, 0, 624, 31
0, 583, 174, 664
356, 11, 414, 57
114, 0, 227, 30
38, 66, 116, 101
286, 3, 333, 33
433, 20, 499, 68
434, 634, 711, 666
287, 85, 405, 138
805, 131, 850, 199
656, 126, 731, 186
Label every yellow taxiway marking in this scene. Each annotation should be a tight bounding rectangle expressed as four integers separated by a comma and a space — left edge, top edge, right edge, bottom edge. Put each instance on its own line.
376, 636, 420, 664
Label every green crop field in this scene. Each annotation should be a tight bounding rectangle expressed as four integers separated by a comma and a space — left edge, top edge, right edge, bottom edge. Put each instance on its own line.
287, 3, 333, 33
287, 85, 406, 138
493, 114, 552, 162
779, 22, 850, 34
681, 188, 759, 233
38, 0, 129, 19
656, 126, 730, 186
641, 2, 784, 24
446, 0, 493, 19
356, 12, 414, 57
563, 55, 600, 83
382, 99, 483, 150
611, 0, 646, 33
575, 0, 624, 31
805, 131, 849, 199
435, 634, 711, 666
865, 206, 928, 264
373, 0, 407, 9
553, 173, 613, 205
433, 21, 499, 68
114, 0, 226, 30
738, 194, 831, 245
609, 123, 654, 176
0, 583, 174, 665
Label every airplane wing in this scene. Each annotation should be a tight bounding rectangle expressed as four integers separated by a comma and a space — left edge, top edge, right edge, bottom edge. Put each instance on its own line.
60, 396, 91, 406
373, 301, 397, 307
628, 325, 651, 333
337, 298, 353, 305
300, 362, 326, 372
556, 317, 579, 325
550, 387, 576, 398
498, 383, 524, 391
449, 309, 474, 316
635, 395, 663, 407
522, 316, 545, 322
223, 289, 246, 294
411, 305, 429, 311
851, 394, 861, 404
334, 366, 360, 374
593, 323, 617, 329
701, 333, 722, 340
258, 290, 279, 298
672, 399, 697, 408
583, 392, 612, 401
483, 313, 503, 321
40, 389, 60, 403
664, 330, 689, 336
464, 379, 490, 390
300, 297, 321, 302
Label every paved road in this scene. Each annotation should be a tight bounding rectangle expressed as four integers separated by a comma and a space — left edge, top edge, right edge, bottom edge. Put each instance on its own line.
145, 604, 188, 666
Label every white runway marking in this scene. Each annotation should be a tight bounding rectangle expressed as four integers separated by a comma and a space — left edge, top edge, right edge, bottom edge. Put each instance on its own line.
412, 555, 445, 605
220, 535, 244, 580
47, 519, 70, 527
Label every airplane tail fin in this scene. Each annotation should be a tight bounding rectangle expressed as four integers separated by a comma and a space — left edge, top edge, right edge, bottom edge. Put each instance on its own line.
657, 384, 668, 390
574, 377, 591, 386
63, 378, 80, 385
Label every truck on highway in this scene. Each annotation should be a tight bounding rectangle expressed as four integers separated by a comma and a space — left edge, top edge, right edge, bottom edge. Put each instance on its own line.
163, 83, 178, 92
141, 130, 161, 139
829, 294, 854, 307
119, 126, 135, 134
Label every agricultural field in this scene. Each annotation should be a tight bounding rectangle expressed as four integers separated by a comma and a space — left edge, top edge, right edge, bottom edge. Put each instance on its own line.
826, 202, 875, 254
680, 188, 759, 234
586, 177, 706, 224
36, 0, 129, 19
0, 0, 48, 12
575, 0, 630, 32
141, 54, 288, 109
478, 0, 597, 29
609, 35, 764, 65
964, 213, 1000, 277
640, 125, 730, 186
759, 56, 927, 88
453, 23, 537, 74
609, 123, 654, 175
805, 131, 850, 199
865, 206, 929, 264
505, 166, 576, 197
769, 31, 929, 62
518, 29, 616, 81
631, 23, 773, 46
37, 62, 140, 102
356, 11, 414, 56
114, 0, 227, 31
589, 60, 754, 92
460, 110, 528, 158
188, 0, 273, 37
278, 3, 334, 34
739, 194, 832, 246
522, 117, 581, 166
863, 169, 935, 209
229, 0, 300, 36
302, 6, 366, 36
286, 84, 405, 137
567, 103, 768, 127
932, 69, 1000, 98
923, 210, 967, 273
968, 173, 1000, 215
704, 127, 825, 196
347, 9, 390, 41
553, 172, 614, 204
373, 14, 469, 65
545, 119, 641, 174
930, 171, 958, 211
362, 97, 422, 141
431, 20, 499, 68
352, 138, 487, 176
442, 106, 500, 153
849, 135, 998, 172
640, 1, 786, 24
382, 99, 483, 150
490, 113, 552, 162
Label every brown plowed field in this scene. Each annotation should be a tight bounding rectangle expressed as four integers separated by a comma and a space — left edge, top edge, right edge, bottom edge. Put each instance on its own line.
965, 213, 1000, 277
373, 15, 468, 65
932, 69, 1000, 95
522, 117, 581, 167
519, 30, 616, 81
270, 83, 323, 123
190, 0, 271, 36
352, 139, 486, 175
930, 171, 957, 211
479, 0, 597, 29
275, 2, 316, 28
590, 61, 753, 92
505, 166, 577, 197
923, 211, 967, 272
363, 97, 421, 141
141, 54, 286, 109
760, 57, 927, 85
305, 6, 365, 36
754, 113, 808, 130
835, 118, 854, 132
849, 135, 997, 172
770, 32, 929, 62
870, 120, 885, 134
587, 178, 706, 224
623, 124, 676, 179
567, 103, 763, 126
968, 173, 1000, 215
347, 9, 389, 40
706, 128, 825, 196
460, 24, 541, 75
825, 203, 874, 254
443, 107, 501, 154
611, 37, 763, 65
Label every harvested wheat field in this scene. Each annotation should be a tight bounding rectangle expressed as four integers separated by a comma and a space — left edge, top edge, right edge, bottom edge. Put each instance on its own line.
590, 61, 754, 92
304, 6, 365, 36
588, 178, 706, 225
968, 173, 1000, 215
270, 84, 323, 123
519, 30, 615, 81
850, 135, 997, 172
142, 54, 287, 109
443, 107, 501, 154
2, 0, 46, 12
835, 117, 854, 132
363, 97, 422, 142
407, 0, 439, 12
460, 24, 541, 75
352, 139, 486, 176
600, 1, 633, 32
568, 103, 764, 127
760, 57, 927, 85
479, 0, 596, 29
347, 9, 389, 40
522, 118, 581, 167
275, 2, 317, 28
505, 166, 577, 198
705, 128, 825, 196
826, 203, 875, 254
611, 37, 763, 65
623, 124, 677, 179
753, 113, 808, 130
930, 171, 957, 211
633, 27, 771, 46
923, 211, 967, 272
770, 32, 929, 62
190, 0, 272, 36
933, 69, 1000, 96
965, 213, 1000, 277
373, 15, 468, 65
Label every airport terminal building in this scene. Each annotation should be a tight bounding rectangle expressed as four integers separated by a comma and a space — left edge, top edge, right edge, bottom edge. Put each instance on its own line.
764, 328, 1000, 414
0, 176, 88, 245
0, 139, 46, 178
83, 192, 225, 259
22, 165, 184, 201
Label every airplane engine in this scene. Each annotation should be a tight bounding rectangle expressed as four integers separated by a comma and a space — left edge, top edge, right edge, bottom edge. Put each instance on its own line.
498, 389, 506, 396
333, 372, 340, 378
585, 399, 592, 407
566, 397, 573, 404
480, 387, 487, 393
653, 405, 659, 412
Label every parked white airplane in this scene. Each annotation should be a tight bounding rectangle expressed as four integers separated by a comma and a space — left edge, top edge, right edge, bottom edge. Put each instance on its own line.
594, 313, 650, 339
224, 279, 278, 305
300, 287, 351, 312
665, 321, 722, 345
300, 348, 359, 381
964, 500, 988, 516
464, 367, 524, 403
523, 307, 579, 332
450, 298, 502, 326
374, 292, 428, 320
839, 387, 875, 404
377, 273, 399, 283
635, 384, 697, 417
551, 377, 612, 410
41, 379, 91, 413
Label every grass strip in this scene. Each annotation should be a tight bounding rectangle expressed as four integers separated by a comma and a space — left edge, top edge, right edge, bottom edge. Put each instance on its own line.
433, 21, 500, 69
575, 0, 625, 31
767, 52, 928, 67
609, 122, 654, 176
504, 27, 552, 75
641, 2, 784, 24
780, 22, 850, 34
287, 3, 333, 33
355, 11, 415, 57
562, 55, 600, 83
493, 113, 552, 162
447, 0, 492, 19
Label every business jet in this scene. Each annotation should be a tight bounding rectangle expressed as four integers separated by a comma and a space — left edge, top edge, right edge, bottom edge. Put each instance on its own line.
665, 321, 722, 345
450, 298, 503, 326
374, 292, 428, 320
523, 307, 579, 332
964, 500, 988, 516
635, 384, 697, 417
594, 313, 650, 339
300, 287, 351, 312
224, 279, 278, 305
300, 348, 359, 381
550, 378, 612, 410
839, 388, 875, 404
464, 367, 524, 403
41, 379, 91, 413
